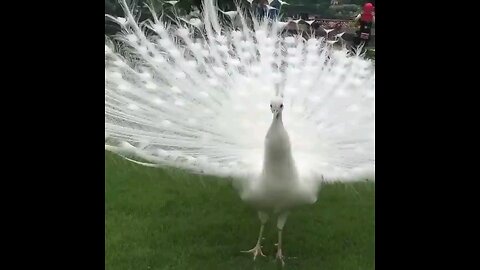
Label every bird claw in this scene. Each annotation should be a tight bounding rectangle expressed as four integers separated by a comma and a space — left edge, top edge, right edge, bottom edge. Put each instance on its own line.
241, 244, 266, 260
276, 249, 285, 267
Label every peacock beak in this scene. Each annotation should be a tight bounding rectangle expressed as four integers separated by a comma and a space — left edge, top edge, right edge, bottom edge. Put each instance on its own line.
274, 110, 280, 119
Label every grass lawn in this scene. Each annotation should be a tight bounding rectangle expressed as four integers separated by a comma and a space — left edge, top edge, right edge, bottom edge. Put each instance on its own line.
106, 152, 375, 270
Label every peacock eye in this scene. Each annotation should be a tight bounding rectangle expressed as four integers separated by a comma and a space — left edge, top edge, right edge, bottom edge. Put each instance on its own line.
280, 104, 283, 108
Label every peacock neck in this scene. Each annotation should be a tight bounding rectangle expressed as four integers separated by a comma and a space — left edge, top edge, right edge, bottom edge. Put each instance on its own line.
266, 112, 289, 151
263, 111, 297, 180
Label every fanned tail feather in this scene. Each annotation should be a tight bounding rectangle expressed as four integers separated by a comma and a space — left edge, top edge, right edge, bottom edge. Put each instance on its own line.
105, 0, 375, 183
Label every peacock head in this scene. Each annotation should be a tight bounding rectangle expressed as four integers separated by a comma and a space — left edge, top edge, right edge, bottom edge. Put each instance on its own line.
270, 96, 284, 119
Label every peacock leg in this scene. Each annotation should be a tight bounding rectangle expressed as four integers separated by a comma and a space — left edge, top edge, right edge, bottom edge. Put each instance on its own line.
275, 211, 289, 267
241, 211, 269, 260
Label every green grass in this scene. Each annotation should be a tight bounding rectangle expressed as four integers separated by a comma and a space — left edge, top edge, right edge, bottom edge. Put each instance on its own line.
106, 152, 375, 270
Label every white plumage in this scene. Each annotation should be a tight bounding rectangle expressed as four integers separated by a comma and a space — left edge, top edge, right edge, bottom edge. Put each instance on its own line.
105, 0, 374, 265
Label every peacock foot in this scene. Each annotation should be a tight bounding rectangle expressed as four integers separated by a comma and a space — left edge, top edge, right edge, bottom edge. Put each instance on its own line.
241, 244, 266, 260
276, 248, 285, 267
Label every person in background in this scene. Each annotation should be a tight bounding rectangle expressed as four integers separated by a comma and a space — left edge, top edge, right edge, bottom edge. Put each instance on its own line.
268, 0, 281, 20
353, 2, 375, 50
255, 0, 268, 20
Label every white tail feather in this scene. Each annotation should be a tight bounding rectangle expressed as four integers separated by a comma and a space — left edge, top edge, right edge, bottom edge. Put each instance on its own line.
105, 0, 375, 183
